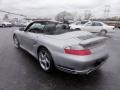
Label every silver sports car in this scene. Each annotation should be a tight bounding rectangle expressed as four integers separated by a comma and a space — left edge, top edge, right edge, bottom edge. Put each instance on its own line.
13, 21, 109, 74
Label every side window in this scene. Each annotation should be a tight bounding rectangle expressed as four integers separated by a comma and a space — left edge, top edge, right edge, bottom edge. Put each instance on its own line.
81, 21, 87, 25
85, 22, 92, 26
92, 22, 96, 26
96, 23, 103, 26
92, 22, 103, 26
76, 22, 81, 25
28, 23, 44, 33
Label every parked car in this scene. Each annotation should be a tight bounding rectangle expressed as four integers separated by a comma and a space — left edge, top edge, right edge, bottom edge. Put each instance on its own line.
0, 21, 13, 27
70, 21, 115, 35
69, 20, 88, 30
13, 21, 108, 74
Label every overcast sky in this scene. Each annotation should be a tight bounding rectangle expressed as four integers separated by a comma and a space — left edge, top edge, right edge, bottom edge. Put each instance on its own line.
0, 0, 120, 18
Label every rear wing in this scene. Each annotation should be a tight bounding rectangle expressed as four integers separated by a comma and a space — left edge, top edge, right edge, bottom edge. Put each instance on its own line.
79, 37, 108, 45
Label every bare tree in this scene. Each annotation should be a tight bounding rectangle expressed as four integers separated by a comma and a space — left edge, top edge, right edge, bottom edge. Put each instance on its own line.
3, 14, 9, 21
55, 11, 74, 22
84, 10, 92, 20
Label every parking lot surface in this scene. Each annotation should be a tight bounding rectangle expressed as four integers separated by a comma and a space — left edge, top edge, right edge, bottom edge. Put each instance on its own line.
0, 27, 120, 90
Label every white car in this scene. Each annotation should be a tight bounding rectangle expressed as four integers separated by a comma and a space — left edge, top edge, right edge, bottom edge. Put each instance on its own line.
70, 21, 115, 35
70, 21, 88, 30
0, 21, 13, 27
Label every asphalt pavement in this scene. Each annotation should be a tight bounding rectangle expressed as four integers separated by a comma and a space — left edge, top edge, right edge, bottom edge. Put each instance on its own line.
0, 27, 120, 90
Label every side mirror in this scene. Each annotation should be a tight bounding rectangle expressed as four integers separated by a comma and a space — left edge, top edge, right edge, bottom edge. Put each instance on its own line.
19, 27, 25, 31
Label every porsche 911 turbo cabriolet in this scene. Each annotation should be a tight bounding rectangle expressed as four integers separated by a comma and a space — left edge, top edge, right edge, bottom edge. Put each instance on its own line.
13, 21, 109, 74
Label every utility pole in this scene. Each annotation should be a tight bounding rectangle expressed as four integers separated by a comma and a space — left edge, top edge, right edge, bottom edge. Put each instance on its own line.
104, 5, 110, 19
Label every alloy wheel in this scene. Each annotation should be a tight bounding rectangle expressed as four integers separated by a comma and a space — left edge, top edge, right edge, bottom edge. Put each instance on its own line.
39, 50, 51, 71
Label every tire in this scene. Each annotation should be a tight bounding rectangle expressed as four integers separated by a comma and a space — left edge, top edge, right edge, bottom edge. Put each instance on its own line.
75, 28, 81, 30
38, 47, 55, 72
2, 24, 5, 28
100, 30, 107, 36
13, 35, 20, 48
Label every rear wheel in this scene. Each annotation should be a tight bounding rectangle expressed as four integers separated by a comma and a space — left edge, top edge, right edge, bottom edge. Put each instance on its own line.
38, 47, 55, 72
13, 35, 20, 48
100, 30, 107, 36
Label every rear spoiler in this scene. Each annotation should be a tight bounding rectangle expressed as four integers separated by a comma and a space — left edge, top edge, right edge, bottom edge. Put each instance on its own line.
79, 37, 108, 45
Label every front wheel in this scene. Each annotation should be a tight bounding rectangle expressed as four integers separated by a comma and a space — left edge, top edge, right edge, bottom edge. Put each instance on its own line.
38, 48, 55, 72
100, 30, 107, 36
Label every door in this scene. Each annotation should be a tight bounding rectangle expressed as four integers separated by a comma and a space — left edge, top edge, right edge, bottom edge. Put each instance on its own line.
82, 22, 93, 32
83, 22, 103, 32
21, 22, 44, 55
90, 22, 103, 32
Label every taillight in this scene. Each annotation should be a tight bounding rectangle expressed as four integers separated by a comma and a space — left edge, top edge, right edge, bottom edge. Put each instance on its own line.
64, 49, 91, 56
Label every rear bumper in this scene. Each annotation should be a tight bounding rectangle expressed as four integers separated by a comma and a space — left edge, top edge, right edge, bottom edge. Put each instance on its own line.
107, 28, 116, 33
56, 55, 108, 74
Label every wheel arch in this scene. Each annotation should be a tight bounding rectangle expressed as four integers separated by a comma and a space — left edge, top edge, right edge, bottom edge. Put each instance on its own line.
101, 29, 107, 33
75, 28, 81, 30
37, 45, 55, 67
37, 45, 52, 59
